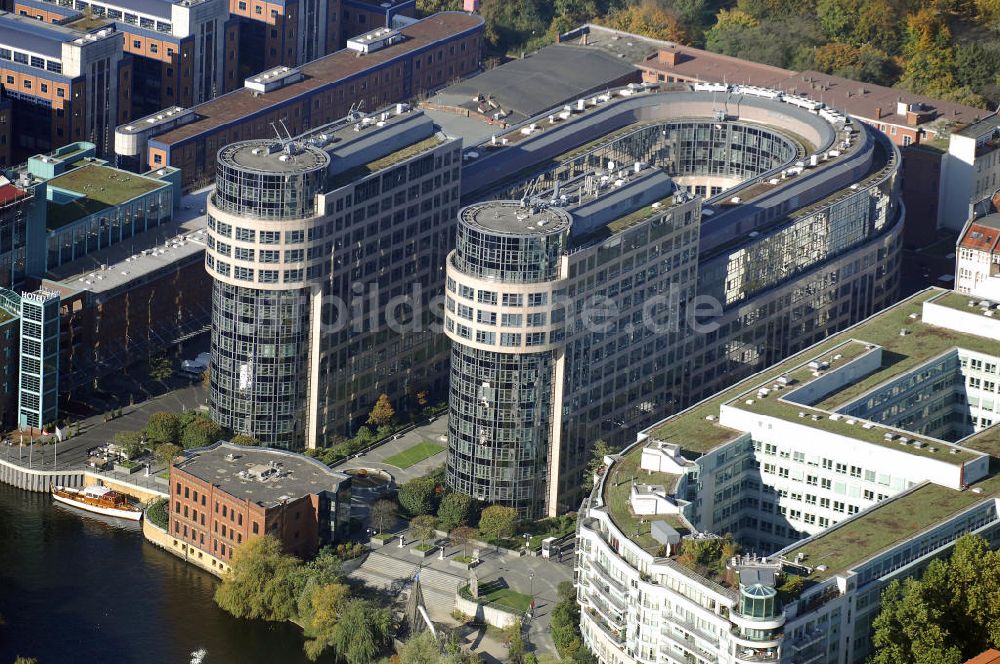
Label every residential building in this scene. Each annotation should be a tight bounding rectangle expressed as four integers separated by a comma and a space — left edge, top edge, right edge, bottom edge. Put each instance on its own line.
113, 10, 483, 189
169, 440, 351, 574
16, 0, 239, 116
0, 288, 20, 427
576, 288, 1000, 664
0, 173, 43, 289
447, 87, 903, 518
955, 189, 1000, 301
0, 11, 128, 159
205, 106, 460, 448
17, 287, 59, 429
940, 115, 1000, 233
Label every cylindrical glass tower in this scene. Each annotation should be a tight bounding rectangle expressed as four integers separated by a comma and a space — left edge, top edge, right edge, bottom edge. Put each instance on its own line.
444, 201, 571, 518
206, 140, 329, 448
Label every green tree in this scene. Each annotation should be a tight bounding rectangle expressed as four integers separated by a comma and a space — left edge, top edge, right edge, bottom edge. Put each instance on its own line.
416, 0, 461, 16
230, 434, 261, 446
815, 0, 860, 41
215, 535, 299, 621
437, 492, 479, 531
367, 393, 397, 428
411, 514, 438, 542
551, 581, 585, 659
398, 630, 442, 664
503, 620, 526, 664
299, 581, 351, 661
14, 658, 38, 664
144, 411, 181, 445
148, 354, 174, 382
898, 7, 956, 97
153, 442, 182, 467
477, 505, 518, 546
331, 599, 394, 664
582, 440, 618, 493
114, 430, 145, 459
397, 476, 439, 516
371, 498, 398, 533
180, 414, 224, 449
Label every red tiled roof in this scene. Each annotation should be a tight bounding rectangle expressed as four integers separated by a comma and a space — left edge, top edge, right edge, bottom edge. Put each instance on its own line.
960, 219, 1000, 252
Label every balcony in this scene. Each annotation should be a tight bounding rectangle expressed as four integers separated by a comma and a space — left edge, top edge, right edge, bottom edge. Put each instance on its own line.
584, 607, 626, 645
591, 559, 628, 593
659, 626, 717, 662
591, 580, 628, 612
733, 646, 780, 663
786, 629, 824, 653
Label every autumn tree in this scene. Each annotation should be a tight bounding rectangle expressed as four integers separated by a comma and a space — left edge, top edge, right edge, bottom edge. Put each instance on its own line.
230, 434, 261, 446
603, 0, 687, 42
299, 581, 352, 661
153, 442, 182, 467
410, 514, 438, 542
399, 631, 442, 664
367, 394, 396, 428
450, 526, 477, 558
898, 7, 956, 97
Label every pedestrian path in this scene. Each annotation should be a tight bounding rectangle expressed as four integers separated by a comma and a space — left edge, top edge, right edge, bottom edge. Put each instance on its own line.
349, 551, 466, 617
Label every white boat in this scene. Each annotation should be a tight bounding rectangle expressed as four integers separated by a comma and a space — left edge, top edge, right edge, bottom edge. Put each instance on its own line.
51, 485, 143, 521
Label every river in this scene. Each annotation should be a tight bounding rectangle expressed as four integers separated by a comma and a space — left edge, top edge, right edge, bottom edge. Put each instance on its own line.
0, 484, 311, 664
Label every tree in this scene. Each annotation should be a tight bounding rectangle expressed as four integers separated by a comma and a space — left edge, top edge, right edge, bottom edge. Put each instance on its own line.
503, 620, 526, 664
551, 581, 585, 660
411, 514, 438, 542
437, 492, 479, 531
398, 630, 442, 664
14, 658, 38, 664
871, 534, 1000, 663
450, 526, 477, 558
371, 498, 398, 533
300, 581, 351, 661
416, 0, 461, 16
477, 505, 518, 546
898, 7, 956, 98
144, 411, 181, 445
114, 430, 145, 459
603, 0, 687, 42
397, 476, 439, 516
148, 355, 174, 382
331, 598, 394, 664
180, 414, 224, 449
215, 535, 299, 622
582, 440, 618, 493
367, 393, 396, 428
230, 434, 261, 446
154, 442, 182, 466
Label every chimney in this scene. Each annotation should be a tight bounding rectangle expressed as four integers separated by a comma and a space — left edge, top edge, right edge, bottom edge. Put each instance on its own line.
874, 107, 881, 120
658, 48, 680, 66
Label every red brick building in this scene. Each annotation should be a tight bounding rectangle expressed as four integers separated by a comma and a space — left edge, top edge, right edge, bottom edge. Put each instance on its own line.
169, 441, 352, 573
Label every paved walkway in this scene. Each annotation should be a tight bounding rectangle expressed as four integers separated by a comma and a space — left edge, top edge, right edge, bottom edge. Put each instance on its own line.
335, 415, 449, 483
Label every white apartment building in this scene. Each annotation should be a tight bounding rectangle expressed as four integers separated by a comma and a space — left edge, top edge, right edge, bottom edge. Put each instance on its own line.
576, 288, 1000, 664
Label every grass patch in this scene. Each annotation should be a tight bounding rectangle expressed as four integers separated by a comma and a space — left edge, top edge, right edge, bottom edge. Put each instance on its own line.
463, 581, 532, 613
372, 532, 394, 541
414, 543, 435, 552
384, 441, 445, 469
603, 450, 688, 555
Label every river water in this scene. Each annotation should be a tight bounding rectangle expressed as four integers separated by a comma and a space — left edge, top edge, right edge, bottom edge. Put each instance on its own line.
0, 484, 311, 664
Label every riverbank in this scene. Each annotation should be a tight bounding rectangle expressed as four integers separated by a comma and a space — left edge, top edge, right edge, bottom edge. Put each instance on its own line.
0, 483, 310, 663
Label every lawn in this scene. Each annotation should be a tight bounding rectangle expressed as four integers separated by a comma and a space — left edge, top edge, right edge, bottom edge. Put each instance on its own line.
384, 441, 445, 468
466, 581, 533, 613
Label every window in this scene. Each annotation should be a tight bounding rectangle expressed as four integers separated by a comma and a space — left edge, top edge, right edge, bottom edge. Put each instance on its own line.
150, 44, 158, 54
254, 5, 262, 13
238, 1, 246, 8
133, 40, 141, 49
502, 293, 523, 306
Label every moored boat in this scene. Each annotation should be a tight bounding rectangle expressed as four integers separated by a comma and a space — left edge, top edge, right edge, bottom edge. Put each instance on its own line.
51, 485, 143, 521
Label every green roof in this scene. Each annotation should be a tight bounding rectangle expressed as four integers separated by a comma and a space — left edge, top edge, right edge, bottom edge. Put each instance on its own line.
330, 135, 444, 188
45, 164, 164, 230
650, 289, 998, 460
782, 474, 1000, 581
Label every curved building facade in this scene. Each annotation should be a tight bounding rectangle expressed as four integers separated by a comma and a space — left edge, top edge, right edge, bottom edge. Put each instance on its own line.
444, 203, 571, 514
206, 140, 330, 447
448, 87, 904, 517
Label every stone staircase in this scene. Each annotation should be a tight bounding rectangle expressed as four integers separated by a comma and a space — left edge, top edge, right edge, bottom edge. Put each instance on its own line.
349, 552, 467, 616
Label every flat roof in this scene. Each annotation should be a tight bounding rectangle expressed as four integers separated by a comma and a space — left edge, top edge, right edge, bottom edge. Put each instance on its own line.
779, 475, 1000, 580
460, 200, 573, 236
639, 42, 794, 88
219, 141, 330, 174
646, 289, 1000, 457
777, 70, 986, 129
0, 11, 81, 56
150, 12, 483, 147
45, 163, 167, 229
45, 213, 207, 293
954, 112, 1000, 139
174, 441, 348, 508
427, 43, 638, 124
